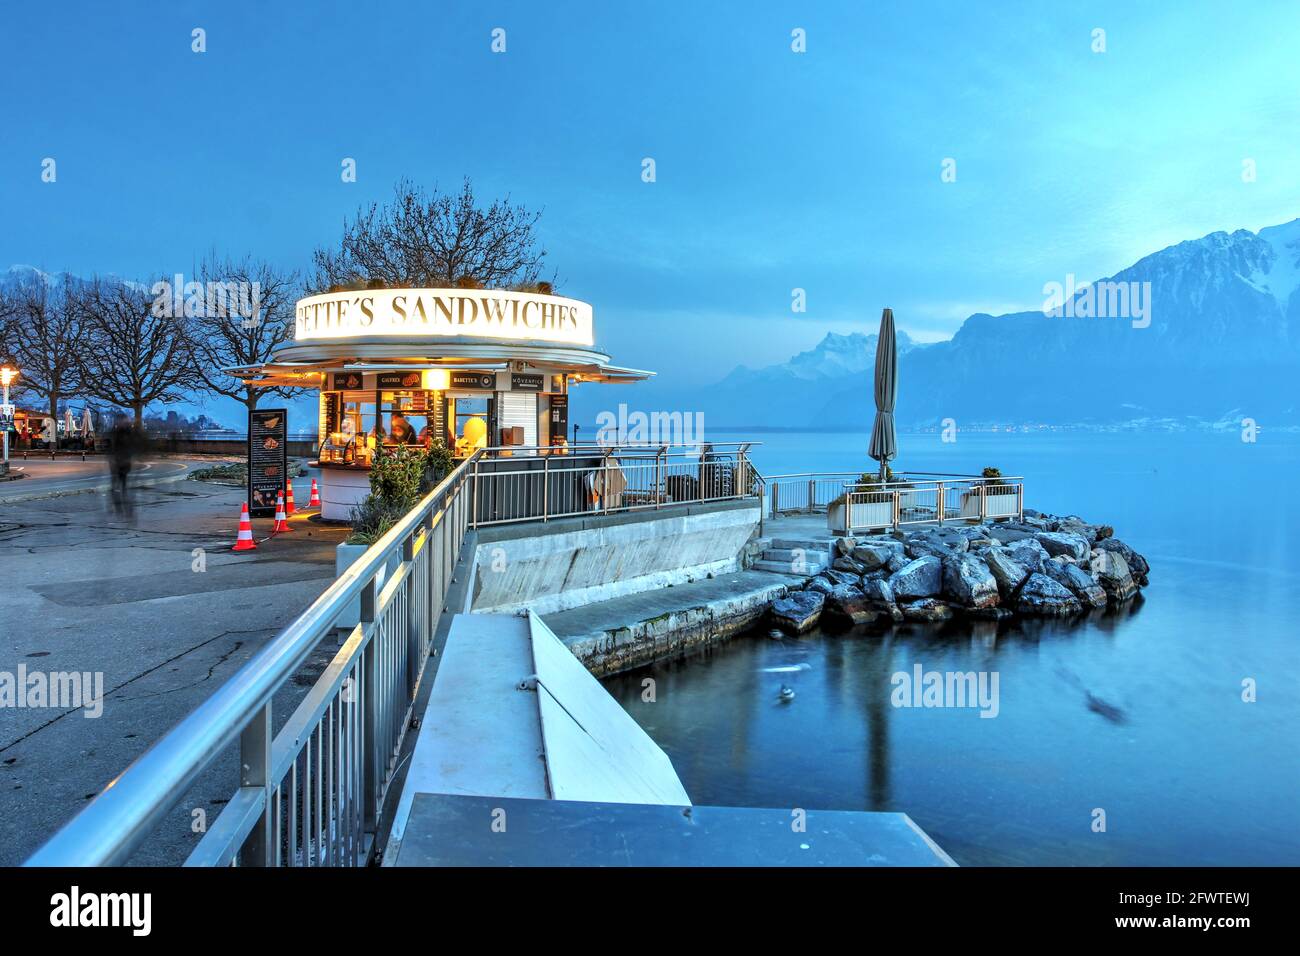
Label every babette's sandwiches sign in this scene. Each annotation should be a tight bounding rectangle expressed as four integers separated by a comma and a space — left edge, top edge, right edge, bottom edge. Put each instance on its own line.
294, 288, 593, 346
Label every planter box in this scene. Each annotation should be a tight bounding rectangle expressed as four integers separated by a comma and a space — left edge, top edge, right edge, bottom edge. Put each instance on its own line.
960, 491, 1019, 521
335, 542, 402, 631
827, 497, 894, 534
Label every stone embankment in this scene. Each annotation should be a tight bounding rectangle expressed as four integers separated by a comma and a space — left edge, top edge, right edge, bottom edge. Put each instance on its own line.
768, 510, 1150, 633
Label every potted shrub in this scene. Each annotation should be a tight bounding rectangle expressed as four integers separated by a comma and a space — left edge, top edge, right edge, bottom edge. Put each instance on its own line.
827, 467, 908, 533
960, 466, 1019, 520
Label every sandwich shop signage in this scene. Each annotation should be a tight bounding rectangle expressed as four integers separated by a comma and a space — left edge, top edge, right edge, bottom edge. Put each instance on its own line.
295, 289, 594, 347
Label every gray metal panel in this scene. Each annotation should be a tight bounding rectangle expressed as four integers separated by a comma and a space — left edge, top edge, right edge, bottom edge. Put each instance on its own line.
394, 794, 956, 867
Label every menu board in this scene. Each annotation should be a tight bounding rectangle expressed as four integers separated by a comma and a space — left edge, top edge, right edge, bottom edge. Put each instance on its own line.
549, 394, 568, 442
321, 392, 340, 439
248, 408, 288, 517
332, 371, 363, 390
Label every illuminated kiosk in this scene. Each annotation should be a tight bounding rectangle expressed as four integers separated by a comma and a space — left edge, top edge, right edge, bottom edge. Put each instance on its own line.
230, 288, 652, 522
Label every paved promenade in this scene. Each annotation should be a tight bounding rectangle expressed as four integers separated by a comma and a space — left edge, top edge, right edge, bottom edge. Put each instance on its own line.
0, 471, 346, 865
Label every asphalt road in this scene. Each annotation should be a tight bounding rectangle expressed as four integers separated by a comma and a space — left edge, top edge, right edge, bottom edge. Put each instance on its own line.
0, 470, 350, 865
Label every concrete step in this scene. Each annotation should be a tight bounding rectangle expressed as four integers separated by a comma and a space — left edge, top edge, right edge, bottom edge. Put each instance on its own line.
769, 537, 837, 552
762, 547, 829, 564
751, 558, 826, 575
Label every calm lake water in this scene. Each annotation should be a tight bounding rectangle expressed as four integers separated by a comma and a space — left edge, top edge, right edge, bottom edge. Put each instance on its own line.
604, 430, 1300, 865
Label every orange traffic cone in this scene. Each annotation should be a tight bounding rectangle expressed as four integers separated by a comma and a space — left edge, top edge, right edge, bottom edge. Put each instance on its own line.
308, 478, 321, 508
233, 502, 258, 552
272, 491, 293, 533
285, 481, 296, 515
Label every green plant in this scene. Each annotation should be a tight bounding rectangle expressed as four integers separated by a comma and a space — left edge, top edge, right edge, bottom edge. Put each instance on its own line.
420, 440, 455, 493
829, 466, 912, 508
975, 466, 1017, 493
368, 444, 426, 507
345, 494, 408, 545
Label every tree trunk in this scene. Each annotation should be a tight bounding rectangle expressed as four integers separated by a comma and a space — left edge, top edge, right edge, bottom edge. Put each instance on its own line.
133, 403, 144, 429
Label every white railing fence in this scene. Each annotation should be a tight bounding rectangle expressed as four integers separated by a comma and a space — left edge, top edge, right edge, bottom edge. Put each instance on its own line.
26, 454, 479, 867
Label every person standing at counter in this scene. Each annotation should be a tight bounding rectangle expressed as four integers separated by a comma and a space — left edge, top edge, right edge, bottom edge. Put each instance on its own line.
389, 413, 417, 445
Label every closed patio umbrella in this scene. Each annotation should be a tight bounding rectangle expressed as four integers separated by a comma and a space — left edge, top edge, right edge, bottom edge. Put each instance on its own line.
63, 407, 76, 441
81, 407, 95, 436
868, 307, 898, 481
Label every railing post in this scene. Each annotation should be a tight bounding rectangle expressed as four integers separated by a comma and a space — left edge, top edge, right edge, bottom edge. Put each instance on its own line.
936, 481, 944, 525
1017, 481, 1024, 522
807, 479, 814, 512
358, 576, 379, 833
238, 703, 274, 867
656, 447, 665, 508
892, 489, 900, 530
542, 455, 549, 522
771, 481, 779, 517
471, 456, 480, 529
980, 483, 988, 521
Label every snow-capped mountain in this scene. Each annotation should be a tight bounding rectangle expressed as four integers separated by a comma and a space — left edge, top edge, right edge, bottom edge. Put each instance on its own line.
720, 330, 919, 386
656, 217, 1300, 427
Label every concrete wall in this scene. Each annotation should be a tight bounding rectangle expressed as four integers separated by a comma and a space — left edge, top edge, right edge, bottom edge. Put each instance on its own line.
469, 500, 761, 615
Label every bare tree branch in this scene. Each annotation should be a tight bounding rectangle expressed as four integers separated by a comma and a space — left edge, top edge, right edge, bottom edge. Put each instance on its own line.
190, 254, 305, 409
310, 178, 551, 292
77, 277, 202, 428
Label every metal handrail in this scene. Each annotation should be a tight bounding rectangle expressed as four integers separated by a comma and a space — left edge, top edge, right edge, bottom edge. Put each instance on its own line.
25, 452, 483, 867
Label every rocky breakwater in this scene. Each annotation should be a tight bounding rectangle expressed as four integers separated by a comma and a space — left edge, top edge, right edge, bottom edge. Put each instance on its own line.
767, 510, 1149, 633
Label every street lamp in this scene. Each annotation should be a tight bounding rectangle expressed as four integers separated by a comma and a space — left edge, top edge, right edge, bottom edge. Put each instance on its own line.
0, 356, 19, 475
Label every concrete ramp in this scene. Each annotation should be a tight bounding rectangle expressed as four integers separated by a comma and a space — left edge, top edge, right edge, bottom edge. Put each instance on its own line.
385, 611, 689, 864
529, 612, 690, 806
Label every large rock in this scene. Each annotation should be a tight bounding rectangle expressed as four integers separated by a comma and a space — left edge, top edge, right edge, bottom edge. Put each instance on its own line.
770, 590, 825, 634
987, 525, 1036, 544
1015, 572, 1083, 617
832, 555, 867, 575
1095, 537, 1149, 586
834, 536, 857, 556
851, 542, 898, 572
1091, 549, 1138, 602
941, 553, 1000, 609
905, 534, 955, 560
1007, 538, 1047, 572
900, 598, 955, 622
824, 583, 891, 627
982, 549, 1031, 599
860, 576, 904, 622
1034, 531, 1090, 562
891, 556, 943, 600
1042, 558, 1107, 609
886, 551, 909, 574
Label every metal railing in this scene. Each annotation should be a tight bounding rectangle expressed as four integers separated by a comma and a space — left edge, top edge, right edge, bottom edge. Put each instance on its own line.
768, 471, 1023, 532
26, 452, 480, 867
835, 475, 1024, 533
470, 442, 763, 527
767, 472, 868, 515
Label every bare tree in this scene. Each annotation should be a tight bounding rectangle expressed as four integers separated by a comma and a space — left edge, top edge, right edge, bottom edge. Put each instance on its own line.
190, 254, 304, 409
311, 178, 549, 291
78, 277, 201, 428
7, 274, 87, 425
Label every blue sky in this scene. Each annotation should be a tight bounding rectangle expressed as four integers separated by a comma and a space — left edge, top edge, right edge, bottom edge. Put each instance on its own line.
3, 0, 1298, 390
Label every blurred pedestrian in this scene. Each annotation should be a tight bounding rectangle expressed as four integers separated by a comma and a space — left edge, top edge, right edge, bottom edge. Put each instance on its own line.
108, 414, 142, 518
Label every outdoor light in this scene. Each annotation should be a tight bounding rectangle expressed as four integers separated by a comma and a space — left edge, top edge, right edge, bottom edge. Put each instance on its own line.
0, 359, 17, 387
